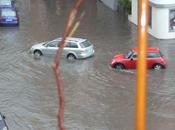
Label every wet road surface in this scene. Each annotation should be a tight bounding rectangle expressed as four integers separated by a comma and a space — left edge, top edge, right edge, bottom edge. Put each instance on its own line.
0, 0, 175, 130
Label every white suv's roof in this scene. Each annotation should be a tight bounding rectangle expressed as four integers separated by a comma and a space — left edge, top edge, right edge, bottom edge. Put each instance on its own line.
55, 37, 87, 44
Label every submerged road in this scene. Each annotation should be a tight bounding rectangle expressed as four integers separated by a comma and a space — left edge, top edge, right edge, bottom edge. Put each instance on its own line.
0, 0, 175, 130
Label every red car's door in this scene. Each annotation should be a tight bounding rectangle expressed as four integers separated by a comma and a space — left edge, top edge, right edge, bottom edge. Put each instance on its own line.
129, 53, 137, 69
147, 52, 160, 69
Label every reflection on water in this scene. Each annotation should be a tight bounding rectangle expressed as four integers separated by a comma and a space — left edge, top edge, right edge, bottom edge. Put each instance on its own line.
0, 0, 175, 130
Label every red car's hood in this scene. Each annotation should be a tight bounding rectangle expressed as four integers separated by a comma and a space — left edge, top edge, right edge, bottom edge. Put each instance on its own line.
111, 54, 126, 67
113, 54, 125, 60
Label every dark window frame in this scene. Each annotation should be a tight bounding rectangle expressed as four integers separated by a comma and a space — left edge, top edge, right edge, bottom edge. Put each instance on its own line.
169, 9, 175, 32
149, 5, 152, 28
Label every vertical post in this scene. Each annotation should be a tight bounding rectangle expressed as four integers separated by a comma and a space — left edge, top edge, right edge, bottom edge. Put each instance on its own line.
52, 0, 85, 130
136, 0, 149, 130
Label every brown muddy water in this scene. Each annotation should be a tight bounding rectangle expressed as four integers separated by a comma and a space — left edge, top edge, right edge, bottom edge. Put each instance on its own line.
0, 0, 175, 130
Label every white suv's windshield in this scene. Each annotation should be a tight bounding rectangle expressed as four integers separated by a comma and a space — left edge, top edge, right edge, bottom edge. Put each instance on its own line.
80, 40, 92, 48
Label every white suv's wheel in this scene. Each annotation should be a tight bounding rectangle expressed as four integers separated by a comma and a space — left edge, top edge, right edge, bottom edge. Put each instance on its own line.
67, 54, 76, 60
34, 50, 42, 56
34, 50, 42, 59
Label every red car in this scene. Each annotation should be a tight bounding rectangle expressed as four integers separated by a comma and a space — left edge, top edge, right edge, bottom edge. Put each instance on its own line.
110, 47, 167, 70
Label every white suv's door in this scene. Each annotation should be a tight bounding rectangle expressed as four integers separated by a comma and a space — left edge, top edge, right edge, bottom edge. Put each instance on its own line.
42, 40, 59, 55
64, 42, 78, 58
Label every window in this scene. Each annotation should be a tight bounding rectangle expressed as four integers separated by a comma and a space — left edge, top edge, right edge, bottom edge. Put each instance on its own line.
0, 0, 12, 7
47, 41, 58, 47
147, 52, 160, 58
79, 40, 91, 48
169, 9, 175, 32
2, 10, 16, 17
125, 51, 133, 59
65, 42, 78, 48
132, 53, 137, 59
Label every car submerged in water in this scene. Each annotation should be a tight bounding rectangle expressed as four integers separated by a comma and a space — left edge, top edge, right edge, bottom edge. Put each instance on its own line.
0, 0, 15, 8
110, 47, 167, 70
0, 113, 8, 130
0, 7, 19, 26
30, 37, 95, 60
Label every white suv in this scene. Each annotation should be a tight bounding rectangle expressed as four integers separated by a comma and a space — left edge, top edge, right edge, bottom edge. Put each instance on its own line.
30, 37, 95, 60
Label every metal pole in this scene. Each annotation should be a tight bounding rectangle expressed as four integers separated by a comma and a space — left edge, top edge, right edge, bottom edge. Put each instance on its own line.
136, 0, 149, 130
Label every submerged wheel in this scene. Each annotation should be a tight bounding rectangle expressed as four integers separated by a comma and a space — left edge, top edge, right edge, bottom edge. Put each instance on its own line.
67, 54, 76, 60
115, 63, 124, 70
34, 50, 42, 57
153, 64, 163, 70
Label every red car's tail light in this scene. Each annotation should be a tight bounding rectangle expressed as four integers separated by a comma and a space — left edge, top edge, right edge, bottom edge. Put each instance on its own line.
17, 16, 19, 21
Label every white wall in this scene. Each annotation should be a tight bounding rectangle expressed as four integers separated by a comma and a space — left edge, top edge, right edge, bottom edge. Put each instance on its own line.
149, 7, 175, 39
150, 0, 175, 5
129, 0, 175, 39
101, 0, 118, 10
129, 0, 138, 24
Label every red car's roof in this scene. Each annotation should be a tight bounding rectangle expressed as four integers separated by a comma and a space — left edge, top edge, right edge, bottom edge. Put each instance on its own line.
131, 47, 160, 52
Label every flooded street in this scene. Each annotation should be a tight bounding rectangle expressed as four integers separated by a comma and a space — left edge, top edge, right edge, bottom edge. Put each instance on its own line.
0, 0, 175, 130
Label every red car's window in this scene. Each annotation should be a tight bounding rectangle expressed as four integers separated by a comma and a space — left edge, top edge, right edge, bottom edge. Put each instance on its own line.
125, 51, 133, 58
132, 53, 137, 59
147, 52, 161, 58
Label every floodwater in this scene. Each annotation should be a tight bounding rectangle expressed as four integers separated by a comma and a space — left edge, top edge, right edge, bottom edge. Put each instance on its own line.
0, 0, 175, 130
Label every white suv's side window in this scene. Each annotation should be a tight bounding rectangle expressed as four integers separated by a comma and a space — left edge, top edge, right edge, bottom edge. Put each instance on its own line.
65, 42, 78, 48
47, 41, 58, 47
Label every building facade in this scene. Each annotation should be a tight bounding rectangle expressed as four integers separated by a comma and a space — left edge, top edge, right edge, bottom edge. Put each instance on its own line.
129, 0, 175, 39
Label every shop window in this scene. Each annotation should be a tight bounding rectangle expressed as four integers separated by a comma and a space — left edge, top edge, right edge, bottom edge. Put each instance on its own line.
169, 9, 175, 32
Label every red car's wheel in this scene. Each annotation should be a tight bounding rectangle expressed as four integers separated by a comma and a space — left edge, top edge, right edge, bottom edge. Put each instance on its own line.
153, 64, 163, 70
115, 63, 125, 70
